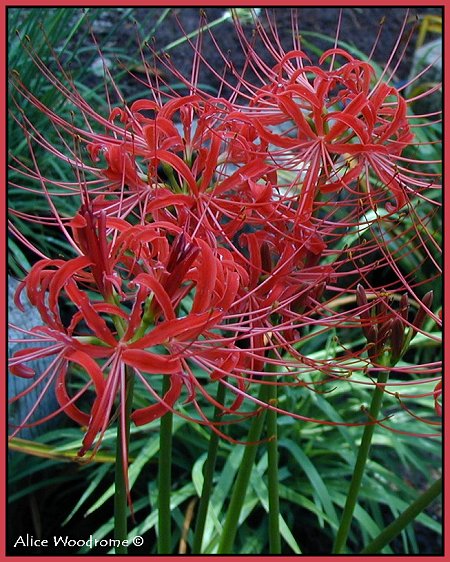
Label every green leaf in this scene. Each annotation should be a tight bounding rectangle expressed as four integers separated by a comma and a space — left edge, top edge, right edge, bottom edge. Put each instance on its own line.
63, 464, 111, 524
251, 457, 302, 554
280, 438, 339, 528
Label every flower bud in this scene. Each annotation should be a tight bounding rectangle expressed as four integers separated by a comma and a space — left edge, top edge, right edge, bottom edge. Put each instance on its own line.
411, 290, 434, 334
378, 319, 393, 345
356, 284, 372, 340
376, 292, 392, 322
260, 241, 272, 274
367, 324, 378, 345
373, 319, 392, 358
356, 284, 368, 308
390, 317, 405, 364
399, 293, 409, 321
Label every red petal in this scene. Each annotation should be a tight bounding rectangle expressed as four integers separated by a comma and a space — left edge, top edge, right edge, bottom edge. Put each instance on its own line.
199, 133, 221, 192
131, 374, 183, 425
65, 281, 117, 346
121, 349, 181, 374
48, 256, 92, 313
130, 99, 161, 113
160, 95, 199, 119
325, 92, 368, 142
54, 363, 91, 426
129, 311, 219, 349
210, 353, 240, 381
123, 286, 148, 341
215, 159, 271, 196
67, 304, 127, 341
10, 363, 35, 378
191, 239, 217, 314
9, 347, 59, 378
13, 279, 26, 312
278, 92, 318, 135
325, 112, 369, 145
65, 349, 106, 394
156, 150, 199, 195
131, 273, 176, 322
319, 48, 355, 65
216, 270, 240, 311
26, 259, 62, 309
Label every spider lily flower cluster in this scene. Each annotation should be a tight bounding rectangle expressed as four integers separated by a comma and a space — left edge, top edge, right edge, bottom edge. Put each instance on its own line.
8, 9, 441, 459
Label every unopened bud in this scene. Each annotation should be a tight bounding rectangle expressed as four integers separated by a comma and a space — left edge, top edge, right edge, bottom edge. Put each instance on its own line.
374, 319, 392, 358
412, 290, 434, 334
367, 324, 378, 345
378, 319, 393, 344
376, 292, 392, 321
390, 317, 405, 364
166, 232, 198, 273
356, 284, 368, 308
260, 241, 272, 274
399, 293, 409, 321
357, 284, 372, 340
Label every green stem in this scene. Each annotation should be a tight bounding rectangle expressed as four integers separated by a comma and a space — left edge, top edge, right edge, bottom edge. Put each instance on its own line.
158, 376, 173, 554
158, 376, 174, 554
159, 13, 230, 53
266, 382, 281, 554
192, 383, 226, 553
114, 371, 134, 554
360, 477, 442, 554
333, 369, 390, 554
217, 384, 270, 554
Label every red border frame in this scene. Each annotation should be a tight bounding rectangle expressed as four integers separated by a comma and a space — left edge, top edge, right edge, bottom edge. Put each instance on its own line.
1, 1, 446, 560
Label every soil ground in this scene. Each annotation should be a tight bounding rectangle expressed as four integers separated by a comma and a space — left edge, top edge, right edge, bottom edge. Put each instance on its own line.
85, 6, 443, 100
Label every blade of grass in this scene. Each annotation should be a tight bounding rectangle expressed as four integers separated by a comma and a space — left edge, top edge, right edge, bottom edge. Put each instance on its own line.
360, 477, 442, 554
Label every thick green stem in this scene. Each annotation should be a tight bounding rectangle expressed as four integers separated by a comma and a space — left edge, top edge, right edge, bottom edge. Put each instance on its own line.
333, 369, 390, 554
217, 384, 270, 554
192, 383, 226, 553
266, 382, 281, 554
114, 372, 134, 554
158, 376, 174, 554
360, 477, 442, 554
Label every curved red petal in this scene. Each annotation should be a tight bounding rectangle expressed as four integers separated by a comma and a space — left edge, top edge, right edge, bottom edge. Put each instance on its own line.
131, 374, 183, 426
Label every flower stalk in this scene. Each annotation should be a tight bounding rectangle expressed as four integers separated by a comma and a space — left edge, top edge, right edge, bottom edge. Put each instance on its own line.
113, 370, 134, 554
192, 382, 226, 553
157, 376, 174, 554
266, 381, 281, 554
217, 384, 270, 554
332, 367, 390, 554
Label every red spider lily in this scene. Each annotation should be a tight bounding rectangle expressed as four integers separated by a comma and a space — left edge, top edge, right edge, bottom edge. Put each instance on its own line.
9, 7, 441, 449
244, 50, 414, 219
9, 219, 251, 451
9, 211, 346, 449
148, 10, 440, 214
